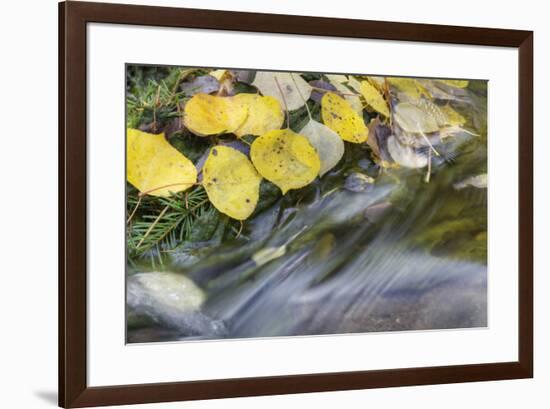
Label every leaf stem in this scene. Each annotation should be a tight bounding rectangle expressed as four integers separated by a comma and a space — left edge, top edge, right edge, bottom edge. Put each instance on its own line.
420, 133, 440, 157
291, 74, 312, 121
383, 78, 393, 127
425, 148, 432, 183
274, 76, 290, 129
138, 182, 198, 197
236, 221, 244, 239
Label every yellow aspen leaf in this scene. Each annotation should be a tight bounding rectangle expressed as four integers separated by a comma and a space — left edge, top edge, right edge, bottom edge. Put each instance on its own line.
321, 92, 368, 143
233, 94, 284, 137
183, 93, 248, 136
203, 145, 261, 220
126, 129, 197, 197
325, 75, 363, 115
252, 72, 312, 111
393, 102, 439, 134
387, 77, 431, 100
360, 80, 390, 117
209, 69, 229, 81
250, 129, 320, 194
436, 79, 469, 88
300, 119, 344, 176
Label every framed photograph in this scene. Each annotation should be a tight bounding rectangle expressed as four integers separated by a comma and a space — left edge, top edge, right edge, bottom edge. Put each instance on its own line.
59, 1, 533, 407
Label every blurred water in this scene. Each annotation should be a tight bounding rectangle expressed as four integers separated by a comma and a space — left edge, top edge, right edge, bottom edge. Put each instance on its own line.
127, 164, 487, 342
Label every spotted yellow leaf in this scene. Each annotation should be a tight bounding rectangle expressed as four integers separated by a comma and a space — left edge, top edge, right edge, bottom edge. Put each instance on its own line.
126, 129, 197, 197
183, 93, 248, 136
233, 94, 284, 137
203, 145, 261, 220
325, 75, 363, 115
321, 92, 368, 143
250, 129, 320, 194
252, 72, 312, 111
360, 80, 390, 117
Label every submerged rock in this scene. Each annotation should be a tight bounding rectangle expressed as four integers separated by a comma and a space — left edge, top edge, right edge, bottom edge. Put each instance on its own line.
127, 272, 226, 340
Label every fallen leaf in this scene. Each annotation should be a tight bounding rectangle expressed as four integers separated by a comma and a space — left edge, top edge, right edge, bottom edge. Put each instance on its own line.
209, 69, 229, 81
325, 74, 348, 84
386, 135, 428, 168
233, 94, 284, 137
203, 145, 261, 220
388, 77, 431, 100
250, 129, 320, 194
421, 80, 463, 101
309, 79, 337, 103
126, 128, 197, 197
211, 70, 236, 96
218, 140, 251, 156
436, 79, 469, 88
367, 76, 386, 90
252, 245, 287, 266
413, 98, 447, 127
324, 75, 363, 114
180, 75, 219, 96
393, 102, 439, 134
367, 119, 393, 162
183, 93, 248, 136
252, 72, 312, 111
360, 80, 390, 117
346, 76, 362, 94
299, 119, 344, 176
321, 92, 368, 143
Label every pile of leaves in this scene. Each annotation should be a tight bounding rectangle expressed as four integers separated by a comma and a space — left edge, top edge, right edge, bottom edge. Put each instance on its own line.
126, 65, 482, 262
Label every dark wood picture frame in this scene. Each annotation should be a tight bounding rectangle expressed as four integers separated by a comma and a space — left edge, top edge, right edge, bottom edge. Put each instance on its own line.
59, 1, 533, 407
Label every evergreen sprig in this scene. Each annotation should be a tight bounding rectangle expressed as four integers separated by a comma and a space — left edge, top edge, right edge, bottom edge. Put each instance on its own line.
126, 186, 212, 259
